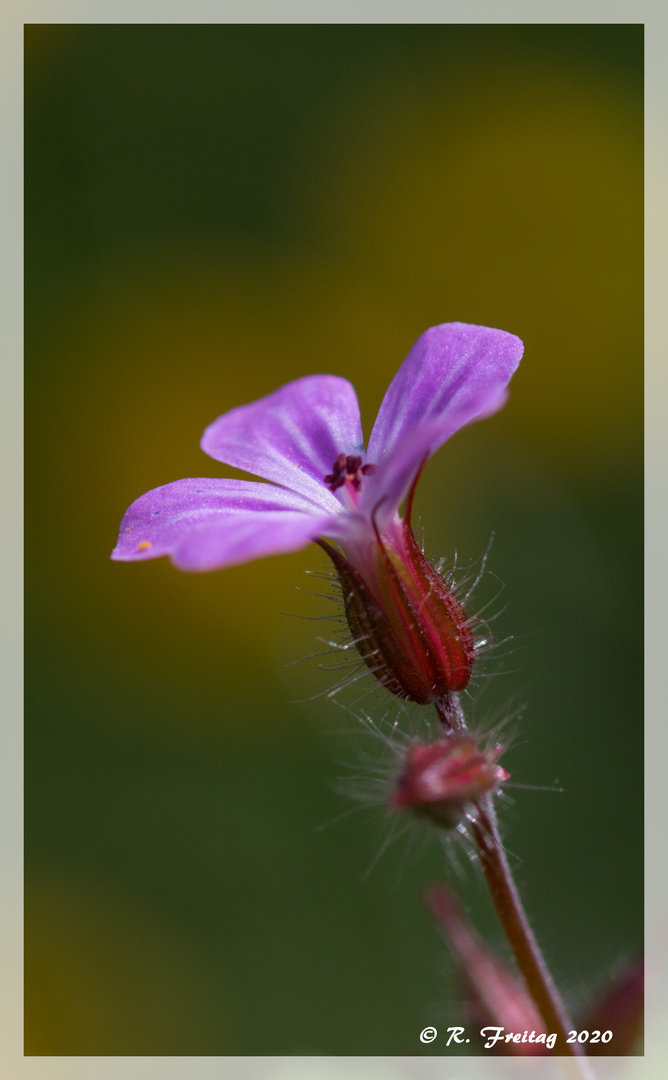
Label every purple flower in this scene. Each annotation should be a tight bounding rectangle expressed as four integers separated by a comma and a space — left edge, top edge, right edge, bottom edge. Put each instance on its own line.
113, 322, 523, 706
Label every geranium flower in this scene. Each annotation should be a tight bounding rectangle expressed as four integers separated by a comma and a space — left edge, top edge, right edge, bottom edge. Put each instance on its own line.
113, 322, 523, 708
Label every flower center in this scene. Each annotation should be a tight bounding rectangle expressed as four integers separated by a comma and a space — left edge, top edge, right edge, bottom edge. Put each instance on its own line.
324, 454, 376, 495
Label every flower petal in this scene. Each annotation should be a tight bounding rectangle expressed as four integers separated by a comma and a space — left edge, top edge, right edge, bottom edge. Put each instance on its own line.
366, 322, 523, 464
360, 386, 509, 525
111, 478, 336, 570
172, 511, 335, 571
200, 375, 364, 510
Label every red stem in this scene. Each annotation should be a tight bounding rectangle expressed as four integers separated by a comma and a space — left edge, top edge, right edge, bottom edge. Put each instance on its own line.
434, 700, 594, 1073
472, 796, 596, 1075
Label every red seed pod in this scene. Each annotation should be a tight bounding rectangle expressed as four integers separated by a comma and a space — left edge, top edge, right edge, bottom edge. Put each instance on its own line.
391, 735, 508, 829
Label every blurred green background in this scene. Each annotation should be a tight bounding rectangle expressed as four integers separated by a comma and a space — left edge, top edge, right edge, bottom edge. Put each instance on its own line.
25, 25, 642, 1056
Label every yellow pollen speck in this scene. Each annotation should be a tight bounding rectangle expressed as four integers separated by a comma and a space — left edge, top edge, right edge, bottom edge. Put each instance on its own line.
137, 541, 152, 551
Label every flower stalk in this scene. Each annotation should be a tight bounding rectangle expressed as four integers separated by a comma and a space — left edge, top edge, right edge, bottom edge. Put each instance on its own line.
471, 794, 586, 1059
402, 698, 593, 1063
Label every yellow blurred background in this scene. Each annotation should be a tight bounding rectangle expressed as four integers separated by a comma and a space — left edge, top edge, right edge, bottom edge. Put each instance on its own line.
26, 25, 642, 1055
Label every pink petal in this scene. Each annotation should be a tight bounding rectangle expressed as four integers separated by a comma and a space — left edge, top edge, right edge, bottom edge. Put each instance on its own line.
111, 477, 336, 570
200, 375, 364, 510
367, 322, 523, 465
361, 386, 507, 525
171, 511, 335, 571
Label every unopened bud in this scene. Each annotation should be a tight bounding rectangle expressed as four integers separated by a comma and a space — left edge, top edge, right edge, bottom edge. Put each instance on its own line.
425, 885, 551, 1056
391, 735, 508, 828
578, 958, 643, 1056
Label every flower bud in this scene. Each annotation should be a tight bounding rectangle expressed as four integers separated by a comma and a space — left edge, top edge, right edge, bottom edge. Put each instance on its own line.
578, 958, 643, 1056
424, 885, 551, 1056
391, 735, 508, 829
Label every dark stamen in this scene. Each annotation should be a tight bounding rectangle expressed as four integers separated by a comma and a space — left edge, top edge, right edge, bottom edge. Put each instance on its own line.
324, 454, 374, 493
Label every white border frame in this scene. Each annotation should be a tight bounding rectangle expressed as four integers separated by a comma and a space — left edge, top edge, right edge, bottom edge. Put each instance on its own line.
6, 5, 663, 1079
